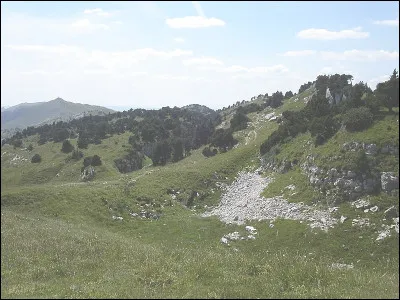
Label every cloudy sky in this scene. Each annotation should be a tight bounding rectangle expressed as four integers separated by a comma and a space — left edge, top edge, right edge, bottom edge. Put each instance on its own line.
1, 1, 399, 110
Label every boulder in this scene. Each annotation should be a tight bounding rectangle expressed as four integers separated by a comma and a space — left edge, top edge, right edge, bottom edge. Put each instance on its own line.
81, 166, 95, 181
245, 226, 257, 235
370, 206, 379, 213
381, 172, 399, 193
220, 237, 229, 244
363, 143, 377, 156
224, 232, 241, 241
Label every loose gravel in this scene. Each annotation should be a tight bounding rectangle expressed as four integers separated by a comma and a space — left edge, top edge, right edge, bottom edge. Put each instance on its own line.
202, 171, 338, 231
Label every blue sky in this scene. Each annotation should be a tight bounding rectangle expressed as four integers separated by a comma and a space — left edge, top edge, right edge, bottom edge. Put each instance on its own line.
1, 1, 398, 110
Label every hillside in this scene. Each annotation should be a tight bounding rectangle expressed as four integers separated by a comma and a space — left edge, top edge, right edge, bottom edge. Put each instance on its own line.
1, 98, 115, 138
1, 73, 399, 298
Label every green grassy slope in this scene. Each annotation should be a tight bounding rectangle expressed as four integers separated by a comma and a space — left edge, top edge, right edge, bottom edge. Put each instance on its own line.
1, 92, 399, 298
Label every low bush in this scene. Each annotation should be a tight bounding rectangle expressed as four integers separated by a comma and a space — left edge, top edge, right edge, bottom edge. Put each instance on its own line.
342, 107, 373, 131
31, 154, 42, 163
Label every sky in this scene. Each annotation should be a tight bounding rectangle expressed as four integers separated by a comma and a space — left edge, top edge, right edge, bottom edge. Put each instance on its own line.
1, 1, 399, 110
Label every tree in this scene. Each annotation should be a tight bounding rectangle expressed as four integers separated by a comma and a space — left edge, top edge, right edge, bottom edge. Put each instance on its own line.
351, 82, 366, 107
172, 138, 184, 162
61, 140, 74, 153
96, 121, 108, 139
83, 156, 92, 167
77, 137, 89, 149
27, 144, 33, 151
53, 128, 70, 143
152, 140, 171, 166
284, 91, 293, 99
230, 111, 250, 132
375, 69, 399, 113
71, 148, 84, 160
91, 155, 102, 166
364, 93, 380, 114
12, 139, 22, 149
31, 154, 42, 163
270, 91, 284, 108
210, 129, 238, 151
298, 81, 313, 94
38, 135, 47, 145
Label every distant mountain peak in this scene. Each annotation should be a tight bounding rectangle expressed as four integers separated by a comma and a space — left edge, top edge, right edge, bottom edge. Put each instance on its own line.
1, 98, 115, 136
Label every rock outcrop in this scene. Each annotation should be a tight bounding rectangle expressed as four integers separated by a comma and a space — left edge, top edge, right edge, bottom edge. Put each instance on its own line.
381, 172, 399, 193
81, 166, 95, 181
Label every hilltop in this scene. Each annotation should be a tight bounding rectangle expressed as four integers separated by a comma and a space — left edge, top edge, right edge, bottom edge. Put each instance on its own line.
1, 98, 115, 139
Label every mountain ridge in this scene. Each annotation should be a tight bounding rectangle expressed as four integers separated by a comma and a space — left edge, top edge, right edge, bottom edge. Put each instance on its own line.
1, 97, 115, 138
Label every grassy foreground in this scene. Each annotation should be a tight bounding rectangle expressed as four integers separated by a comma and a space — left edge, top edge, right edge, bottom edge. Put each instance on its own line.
2, 204, 398, 299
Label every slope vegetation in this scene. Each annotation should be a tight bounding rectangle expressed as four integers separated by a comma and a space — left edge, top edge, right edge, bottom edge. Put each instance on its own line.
1, 76, 399, 298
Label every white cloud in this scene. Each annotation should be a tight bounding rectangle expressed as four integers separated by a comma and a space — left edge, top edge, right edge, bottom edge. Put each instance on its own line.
222, 65, 249, 72
297, 27, 369, 40
81, 48, 193, 70
166, 16, 225, 28
165, 1, 225, 29
373, 18, 399, 26
320, 49, 399, 61
248, 65, 289, 73
174, 37, 185, 43
224, 64, 288, 74
154, 74, 190, 81
20, 70, 51, 76
70, 19, 110, 33
280, 50, 317, 57
183, 60, 289, 76
228, 64, 289, 79
7, 44, 193, 71
183, 57, 223, 66
83, 8, 113, 17
6, 44, 81, 54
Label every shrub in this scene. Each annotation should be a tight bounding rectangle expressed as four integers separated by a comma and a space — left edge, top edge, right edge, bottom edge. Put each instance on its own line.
61, 140, 74, 153
31, 154, 42, 163
342, 107, 373, 131
364, 94, 380, 114
314, 133, 326, 146
38, 135, 47, 145
210, 129, 238, 151
77, 137, 88, 149
27, 144, 33, 151
91, 154, 102, 166
71, 149, 83, 160
354, 150, 370, 175
12, 139, 22, 148
53, 128, 70, 143
202, 146, 218, 157
309, 115, 340, 146
83, 156, 92, 167
260, 125, 287, 155
230, 112, 250, 132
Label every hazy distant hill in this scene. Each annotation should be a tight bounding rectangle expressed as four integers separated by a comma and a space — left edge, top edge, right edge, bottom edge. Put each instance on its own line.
1, 98, 115, 137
